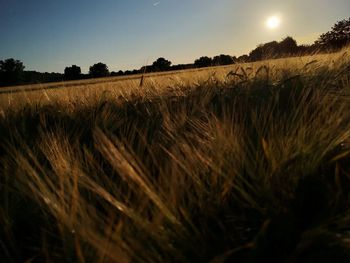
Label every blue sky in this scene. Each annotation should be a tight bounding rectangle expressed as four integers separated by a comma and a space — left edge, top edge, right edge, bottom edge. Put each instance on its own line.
0, 0, 349, 73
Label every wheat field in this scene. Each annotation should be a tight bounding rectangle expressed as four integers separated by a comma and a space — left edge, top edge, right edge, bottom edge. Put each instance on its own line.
1, 49, 350, 262
1, 51, 348, 111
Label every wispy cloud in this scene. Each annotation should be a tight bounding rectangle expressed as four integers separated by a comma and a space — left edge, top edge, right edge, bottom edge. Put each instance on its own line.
153, 1, 161, 7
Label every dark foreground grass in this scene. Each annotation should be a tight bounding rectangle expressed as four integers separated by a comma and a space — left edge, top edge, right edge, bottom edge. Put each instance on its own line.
1, 57, 350, 262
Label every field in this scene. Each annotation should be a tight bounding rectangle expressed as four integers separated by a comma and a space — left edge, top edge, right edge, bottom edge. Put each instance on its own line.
1, 49, 350, 262
1, 52, 348, 111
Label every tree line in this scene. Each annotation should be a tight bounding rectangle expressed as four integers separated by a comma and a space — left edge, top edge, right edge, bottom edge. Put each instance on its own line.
1, 17, 349, 87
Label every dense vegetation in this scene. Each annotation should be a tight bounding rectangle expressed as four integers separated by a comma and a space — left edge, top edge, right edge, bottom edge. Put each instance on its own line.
1, 17, 349, 87
1, 49, 350, 262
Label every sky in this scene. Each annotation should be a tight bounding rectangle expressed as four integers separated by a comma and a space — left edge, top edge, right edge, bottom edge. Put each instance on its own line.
0, 0, 349, 73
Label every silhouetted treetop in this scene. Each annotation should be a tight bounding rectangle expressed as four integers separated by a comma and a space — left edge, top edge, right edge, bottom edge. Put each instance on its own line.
0, 58, 25, 86
152, 57, 172, 71
315, 17, 350, 50
64, 65, 81, 80
279, 36, 298, 53
89, 62, 109, 78
237, 55, 249, 63
248, 37, 301, 61
0, 58, 25, 72
249, 41, 280, 61
212, 54, 235, 66
194, 56, 212, 68
111, 70, 124, 76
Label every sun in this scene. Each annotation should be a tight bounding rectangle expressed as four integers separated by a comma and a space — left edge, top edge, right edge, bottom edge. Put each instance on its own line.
266, 16, 281, 30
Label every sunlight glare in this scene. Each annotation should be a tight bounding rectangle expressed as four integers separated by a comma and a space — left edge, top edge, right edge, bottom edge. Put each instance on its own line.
266, 16, 281, 30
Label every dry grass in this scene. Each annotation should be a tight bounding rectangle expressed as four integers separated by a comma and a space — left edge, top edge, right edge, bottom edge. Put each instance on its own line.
1, 48, 350, 262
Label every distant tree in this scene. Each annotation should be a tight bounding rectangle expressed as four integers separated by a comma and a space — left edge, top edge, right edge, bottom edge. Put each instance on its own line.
21, 71, 63, 84
171, 63, 194, 71
64, 65, 81, 80
249, 38, 298, 61
124, 70, 132, 75
140, 66, 148, 73
194, 56, 212, 68
111, 70, 124, 76
89, 62, 109, 78
131, 69, 140, 74
0, 58, 25, 86
152, 57, 172, 71
262, 41, 280, 57
279, 36, 298, 54
249, 44, 264, 61
237, 55, 249, 63
315, 18, 350, 50
212, 54, 235, 66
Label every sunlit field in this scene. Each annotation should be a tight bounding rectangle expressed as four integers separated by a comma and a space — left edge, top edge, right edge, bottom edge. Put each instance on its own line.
1, 51, 349, 111
1, 48, 350, 262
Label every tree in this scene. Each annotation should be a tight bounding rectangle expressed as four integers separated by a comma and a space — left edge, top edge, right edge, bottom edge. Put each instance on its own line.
194, 56, 212, 68
212, 54, 235, 66
279, 36, 298, 54
22, 71, 63, 84
111, 70, 124, 76
249, 38, 298, 61
0, 58, 25, 86
249, 44, 264, 61
89, 62, 109, 78
316, 18, 350, 50
64, 65, 81, 80
152, 57, 171, 71
237, 55, 249, 63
